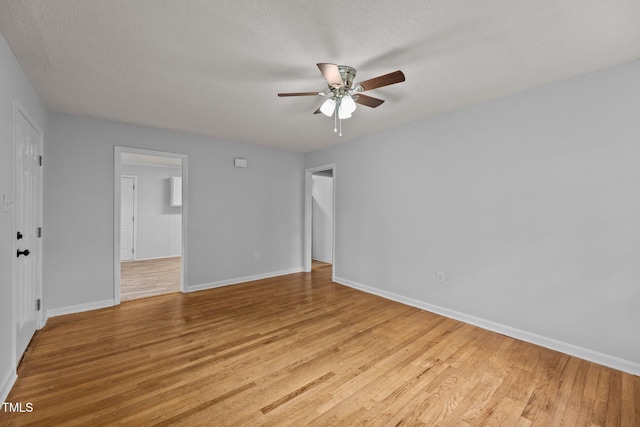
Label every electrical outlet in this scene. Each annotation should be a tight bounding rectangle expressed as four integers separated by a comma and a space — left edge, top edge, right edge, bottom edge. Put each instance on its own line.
254, 251, 260, 259
436, 271, 446, 283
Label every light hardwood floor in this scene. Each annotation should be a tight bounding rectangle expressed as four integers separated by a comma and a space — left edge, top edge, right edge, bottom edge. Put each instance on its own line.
4, 263, 639, 426
120, 256, 181, 301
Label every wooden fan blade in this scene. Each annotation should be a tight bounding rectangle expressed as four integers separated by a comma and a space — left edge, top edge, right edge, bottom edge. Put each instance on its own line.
278, 92, 323, 97
317, 63, 343, 88
354, 94, 385, 108
355, 70, 405, 91
313, 107, 322, 114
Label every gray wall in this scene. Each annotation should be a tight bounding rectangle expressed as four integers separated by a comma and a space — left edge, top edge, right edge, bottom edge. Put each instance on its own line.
121, 163, 182, 260
44, 112, 304, 310
0, 34, 49, 398
305, 60, 640, 370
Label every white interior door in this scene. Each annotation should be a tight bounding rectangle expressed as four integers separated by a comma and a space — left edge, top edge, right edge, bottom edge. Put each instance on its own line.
312, 173, 334, 263
120, 176, 136, 261
14, 106, 42, 363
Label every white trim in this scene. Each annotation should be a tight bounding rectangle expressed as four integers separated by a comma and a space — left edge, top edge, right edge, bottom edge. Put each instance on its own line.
304, 164, 336, 276
121, 161, 181, 168
0, 369, 17, 403
46, 299, 115, 318
114, 147, 188, 305
188, 268, 305, 293
334, 276, 640, 376
123, 255, 182, 262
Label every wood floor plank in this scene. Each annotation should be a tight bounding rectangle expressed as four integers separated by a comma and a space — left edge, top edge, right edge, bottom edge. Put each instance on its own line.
120, 256, 181, 301
621, 373, 637, 426
590, 366, 612, 426
2, 261, 638, 426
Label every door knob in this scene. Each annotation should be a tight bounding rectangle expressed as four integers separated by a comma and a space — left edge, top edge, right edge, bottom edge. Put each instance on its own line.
17, 249, 30, 258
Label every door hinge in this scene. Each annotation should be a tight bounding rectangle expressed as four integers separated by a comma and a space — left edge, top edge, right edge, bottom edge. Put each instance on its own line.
37, 227, 42, 238
36, 299, 41, 311
131, 248, 134, 254
39, 155, 43, 166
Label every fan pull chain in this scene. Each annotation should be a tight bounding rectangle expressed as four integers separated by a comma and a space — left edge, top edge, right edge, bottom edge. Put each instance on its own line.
334, 110, 337, 133
339, 117, 342, 136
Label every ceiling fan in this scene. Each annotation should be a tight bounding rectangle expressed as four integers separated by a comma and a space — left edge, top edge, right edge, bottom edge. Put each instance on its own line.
278, 63, 405, 135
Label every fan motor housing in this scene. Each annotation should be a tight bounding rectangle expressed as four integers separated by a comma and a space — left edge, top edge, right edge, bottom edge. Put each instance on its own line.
336, 65, 356, 89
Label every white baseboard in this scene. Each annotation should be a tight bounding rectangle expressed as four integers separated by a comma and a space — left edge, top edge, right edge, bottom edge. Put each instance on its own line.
189, 267, 305, 293
38, 314, 47, 330
334, 276, 640, 377
46, 267, 306, 316
0, 368, 17, 403
46, 299, 115, 318
123, 255, 181, 262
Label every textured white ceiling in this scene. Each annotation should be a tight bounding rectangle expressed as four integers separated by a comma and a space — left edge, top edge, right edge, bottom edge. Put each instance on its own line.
1, 1, 639, 152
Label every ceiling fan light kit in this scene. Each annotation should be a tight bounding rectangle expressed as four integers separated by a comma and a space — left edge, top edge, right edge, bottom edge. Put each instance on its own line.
319, 98, 336, 116
278, 63, 405, 136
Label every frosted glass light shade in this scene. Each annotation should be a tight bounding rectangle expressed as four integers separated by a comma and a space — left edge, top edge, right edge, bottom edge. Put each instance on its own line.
338, 107, 352, 119
320, 98, 336, 116
341, 95, 356, 114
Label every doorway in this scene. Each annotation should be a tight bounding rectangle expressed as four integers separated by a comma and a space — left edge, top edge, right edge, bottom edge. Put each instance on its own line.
304, 164, 335, 277
13, 101, 44, 367
114, 147, 187, 303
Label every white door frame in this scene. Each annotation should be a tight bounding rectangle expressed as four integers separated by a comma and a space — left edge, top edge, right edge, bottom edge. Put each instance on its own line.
12, 100, 44, 370
119, 175, 138, 261
304, 163, 336, 276
113, 146, 188, 305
